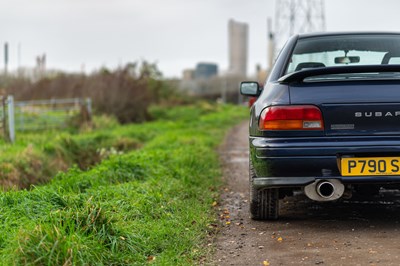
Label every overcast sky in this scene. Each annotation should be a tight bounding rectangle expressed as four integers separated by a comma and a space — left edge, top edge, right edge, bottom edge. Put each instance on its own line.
1, 0, 400, 78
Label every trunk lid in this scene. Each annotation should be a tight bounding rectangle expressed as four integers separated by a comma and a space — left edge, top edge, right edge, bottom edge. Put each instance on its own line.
289, 82, 400, 136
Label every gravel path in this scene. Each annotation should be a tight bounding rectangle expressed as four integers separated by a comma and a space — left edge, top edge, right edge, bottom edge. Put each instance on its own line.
213, 120, 400, 266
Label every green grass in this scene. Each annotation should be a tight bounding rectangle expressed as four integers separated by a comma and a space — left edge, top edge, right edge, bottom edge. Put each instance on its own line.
0, 103, 247, 265
0, 112, 154, 188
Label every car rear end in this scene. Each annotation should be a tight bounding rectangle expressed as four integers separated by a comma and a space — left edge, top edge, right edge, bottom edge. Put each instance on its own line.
243, 33, 400, 220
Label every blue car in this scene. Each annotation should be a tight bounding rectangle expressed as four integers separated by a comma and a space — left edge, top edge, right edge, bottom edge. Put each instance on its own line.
241, 32, 400, 220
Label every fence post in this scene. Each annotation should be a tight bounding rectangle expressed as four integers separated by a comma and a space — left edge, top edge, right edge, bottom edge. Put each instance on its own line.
2, 97, 6, 138
7, 95, 15, 143
86, 98, 92, 118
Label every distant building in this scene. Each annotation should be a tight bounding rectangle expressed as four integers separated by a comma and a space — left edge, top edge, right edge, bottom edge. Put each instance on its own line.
195, 63, 218, 79
255, 64, 268, 84
182, 69, 195, 81
180, 63, 218, 95
228, 19, 248, 77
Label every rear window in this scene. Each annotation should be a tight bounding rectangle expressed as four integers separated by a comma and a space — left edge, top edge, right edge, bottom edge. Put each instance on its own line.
286, 35, 400, 79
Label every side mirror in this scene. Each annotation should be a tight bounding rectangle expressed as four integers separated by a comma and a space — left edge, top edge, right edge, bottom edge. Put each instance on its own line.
240, 81, 260, 97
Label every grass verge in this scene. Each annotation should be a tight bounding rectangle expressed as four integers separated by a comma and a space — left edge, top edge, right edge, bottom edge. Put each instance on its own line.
0, 103, 247, 265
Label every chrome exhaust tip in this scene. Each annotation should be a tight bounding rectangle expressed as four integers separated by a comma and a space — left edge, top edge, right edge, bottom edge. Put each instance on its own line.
316, 181, 335, 198
304, 179, 345, 202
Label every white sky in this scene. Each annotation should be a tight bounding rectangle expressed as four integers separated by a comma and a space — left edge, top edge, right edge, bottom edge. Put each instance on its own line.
0, 0, 399, 78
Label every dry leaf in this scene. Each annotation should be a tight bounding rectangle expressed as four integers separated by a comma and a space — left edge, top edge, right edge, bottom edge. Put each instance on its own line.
369, 249, 377, 254
277, 237, 283, 242
226, 221, 231, 225
263, 260, 270, 266
147, 256, 156, 262
212, 201, 217, 207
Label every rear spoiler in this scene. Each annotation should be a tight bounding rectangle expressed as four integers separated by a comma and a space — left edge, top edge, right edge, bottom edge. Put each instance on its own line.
278, 64, 400, 83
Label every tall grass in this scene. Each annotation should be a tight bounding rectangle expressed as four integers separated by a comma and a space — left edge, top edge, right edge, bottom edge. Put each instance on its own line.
0, 103, 247, 265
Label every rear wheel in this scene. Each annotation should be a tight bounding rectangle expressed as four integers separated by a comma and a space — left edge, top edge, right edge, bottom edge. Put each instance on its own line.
249, 162, 279, 220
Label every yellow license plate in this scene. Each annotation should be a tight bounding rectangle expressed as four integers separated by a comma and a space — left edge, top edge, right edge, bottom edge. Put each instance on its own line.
341, 157, 400, 176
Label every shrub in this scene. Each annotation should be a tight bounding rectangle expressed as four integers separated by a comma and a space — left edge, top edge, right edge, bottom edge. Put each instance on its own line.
3, 61, 184, 124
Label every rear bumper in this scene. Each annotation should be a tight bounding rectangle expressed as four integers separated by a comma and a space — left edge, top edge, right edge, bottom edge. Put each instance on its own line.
252, 176, 400, 188
251, 135, 400, 188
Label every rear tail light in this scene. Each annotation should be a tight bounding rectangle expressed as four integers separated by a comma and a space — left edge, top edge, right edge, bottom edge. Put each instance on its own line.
259, 105, 324, 130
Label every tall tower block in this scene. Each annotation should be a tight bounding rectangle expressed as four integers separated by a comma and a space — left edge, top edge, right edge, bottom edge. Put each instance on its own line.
228, 19, 248, 77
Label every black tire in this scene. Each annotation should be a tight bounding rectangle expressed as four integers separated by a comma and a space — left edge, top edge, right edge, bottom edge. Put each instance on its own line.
249, 162, 279, 220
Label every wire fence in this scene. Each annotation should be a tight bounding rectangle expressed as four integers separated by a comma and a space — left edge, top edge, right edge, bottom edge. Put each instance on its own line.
0, 96, 92, 142
14, 98, 91, 131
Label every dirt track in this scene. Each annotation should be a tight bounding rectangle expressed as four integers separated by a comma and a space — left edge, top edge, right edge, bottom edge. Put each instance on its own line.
213, 121, 400, 266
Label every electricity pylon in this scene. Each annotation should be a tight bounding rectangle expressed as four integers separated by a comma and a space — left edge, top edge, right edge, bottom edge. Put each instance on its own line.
273, 0, 326, 57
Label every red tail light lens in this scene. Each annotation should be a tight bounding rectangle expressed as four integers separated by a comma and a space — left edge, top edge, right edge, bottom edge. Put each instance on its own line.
259, 105, 324, 130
